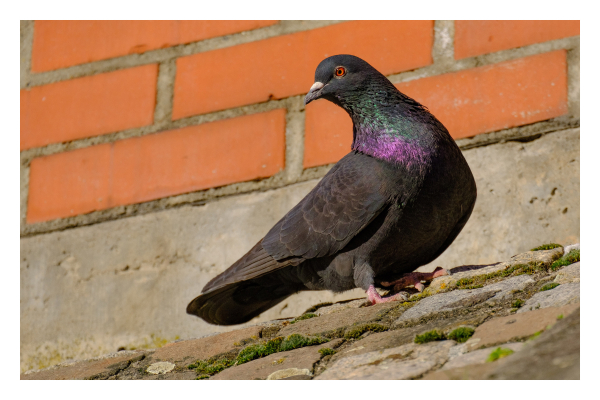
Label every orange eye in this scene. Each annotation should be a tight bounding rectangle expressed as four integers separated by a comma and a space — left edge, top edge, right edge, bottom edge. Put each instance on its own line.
335, 66, 346, 77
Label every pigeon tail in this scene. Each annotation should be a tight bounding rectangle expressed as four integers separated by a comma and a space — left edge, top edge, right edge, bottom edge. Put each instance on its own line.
186, 278, 297, 325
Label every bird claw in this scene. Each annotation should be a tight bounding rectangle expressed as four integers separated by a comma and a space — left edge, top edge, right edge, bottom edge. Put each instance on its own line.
366, 285, 408, 305
379, 267, 448, 293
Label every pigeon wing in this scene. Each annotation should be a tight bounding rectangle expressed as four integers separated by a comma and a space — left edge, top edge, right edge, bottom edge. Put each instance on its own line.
262, 152, 390, 260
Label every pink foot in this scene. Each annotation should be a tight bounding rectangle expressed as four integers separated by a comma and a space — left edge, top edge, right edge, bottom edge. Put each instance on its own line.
380, 267, 448, 293
366, 285, 408, 305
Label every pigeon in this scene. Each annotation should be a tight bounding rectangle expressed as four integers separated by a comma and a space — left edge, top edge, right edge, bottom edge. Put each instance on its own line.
187, 54, 477, 325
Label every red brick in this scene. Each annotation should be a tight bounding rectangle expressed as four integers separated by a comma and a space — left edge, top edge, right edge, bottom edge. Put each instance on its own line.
20, 65, 157, 151
173, 21, 433, 119
455, 20, 580, 59
303, 51, 568, 167
27, 109, 286, 223
31, 21, 278, 72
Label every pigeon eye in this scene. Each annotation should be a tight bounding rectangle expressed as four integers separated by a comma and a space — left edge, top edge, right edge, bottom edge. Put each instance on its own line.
335, 67, 346, 77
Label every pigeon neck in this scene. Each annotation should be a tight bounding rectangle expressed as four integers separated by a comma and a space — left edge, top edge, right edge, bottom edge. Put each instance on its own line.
348, 104, 436, 167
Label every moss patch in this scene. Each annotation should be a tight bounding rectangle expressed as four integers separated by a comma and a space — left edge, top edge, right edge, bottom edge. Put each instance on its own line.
540, 283, 560, 292
189, 333, 331, 377
188, 357, 235, 375
531, 243, 562, 251
318, 348, 337, 356
344, 323, 388, 339
455, 261, 548, 289
447, 327, 475, 343
557, 314, 564, 320
487, 347, 514, 362
290, 313, 317, 324
550, 249, 580, 271
236, 337, 285, 364
414, 330, 446, 344
511, 299, 524, 308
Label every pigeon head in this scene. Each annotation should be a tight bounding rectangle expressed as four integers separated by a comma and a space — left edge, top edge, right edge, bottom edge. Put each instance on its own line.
304, 54, 387, 107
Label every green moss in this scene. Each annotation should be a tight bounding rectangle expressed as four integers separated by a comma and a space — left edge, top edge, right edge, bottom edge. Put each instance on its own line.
531, 243, 562, 251
540, 282, 560, 292
188, 333, 332, 377
344, 324, 388, 339
550, 249, 580, 271
279, 334, 329, 352
529, 331, 543, 340
557, 314, 564, 320
318, 348, 337, 356
447, 327, 475, 343
414, 330, 446, 344
195, 375, 210, 380
455, 262, 548, 289
290, 313, 318, 324
457, 284, 484, 290
487, 347, 514, 362
188, 358, 235, 375
236, 337, 284, 364
511, 299, 524, 308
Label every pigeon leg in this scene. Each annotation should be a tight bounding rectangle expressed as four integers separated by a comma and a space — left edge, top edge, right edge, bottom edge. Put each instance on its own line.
380, 267, 448, 293
366, 285, 408, 304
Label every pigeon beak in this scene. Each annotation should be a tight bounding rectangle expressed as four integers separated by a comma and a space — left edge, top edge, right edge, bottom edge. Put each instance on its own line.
304, 82, 325, 105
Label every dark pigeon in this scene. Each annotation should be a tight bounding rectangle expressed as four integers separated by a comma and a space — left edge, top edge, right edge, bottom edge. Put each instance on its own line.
187, 54, 477, 325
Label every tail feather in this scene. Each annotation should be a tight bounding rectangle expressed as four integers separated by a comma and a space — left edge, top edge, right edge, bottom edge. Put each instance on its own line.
187, 279, 296, 325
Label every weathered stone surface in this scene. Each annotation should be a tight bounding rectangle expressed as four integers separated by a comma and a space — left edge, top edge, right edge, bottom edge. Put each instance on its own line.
142, 371, 198, 380
278, 303, 396, 338
146, 361, 175, 374
396, 275, 533, 324
563, 243, 579, 254
150, 326, 261, 367
316, 340, 455, 380
266, 368, 312, 380
424, 248, 562, 295
20, 350, 146, 380
554, 262, 580, 284
465, 304, 579, 351
210, 339, 342, 380
441, 342, 524, 370
419, 128, 580, 272
487, 307, 580, 379
312, 299, 365, 316
423, 307, 580, 380
333, 314, 486, 362
517, 282, 580, 313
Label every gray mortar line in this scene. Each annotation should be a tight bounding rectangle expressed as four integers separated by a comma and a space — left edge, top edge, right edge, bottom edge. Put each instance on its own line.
20, 162, 30, 233
153, 59, 176, 128
282, 96, 306, 183
20, 20, 344, 90
432, 20, 455, 66
20, 21, 33, 88
20, 124, 579, 238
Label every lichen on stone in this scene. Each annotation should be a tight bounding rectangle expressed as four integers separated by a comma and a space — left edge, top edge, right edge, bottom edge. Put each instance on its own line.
531, 243, 562, 251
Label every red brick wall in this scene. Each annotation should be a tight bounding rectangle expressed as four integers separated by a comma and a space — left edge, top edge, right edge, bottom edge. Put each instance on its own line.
20, 20, 579, 228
